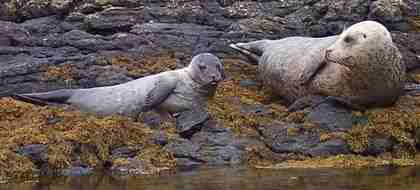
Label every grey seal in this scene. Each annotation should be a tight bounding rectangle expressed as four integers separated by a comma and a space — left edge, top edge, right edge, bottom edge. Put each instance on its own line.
230, 20, 405, 110
11, 53, 225, 133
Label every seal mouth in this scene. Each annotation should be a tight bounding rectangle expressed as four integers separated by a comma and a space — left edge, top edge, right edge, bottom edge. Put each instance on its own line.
325, 51, 351, 71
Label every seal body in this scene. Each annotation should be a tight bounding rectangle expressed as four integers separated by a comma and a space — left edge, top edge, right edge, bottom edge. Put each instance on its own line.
231, 21, 405, 109
12, 53, 225, 131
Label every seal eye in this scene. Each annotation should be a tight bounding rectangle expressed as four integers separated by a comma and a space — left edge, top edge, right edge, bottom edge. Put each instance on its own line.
198, 65, 207, 71
362, 34, 367, 39
343, 36, 353, 43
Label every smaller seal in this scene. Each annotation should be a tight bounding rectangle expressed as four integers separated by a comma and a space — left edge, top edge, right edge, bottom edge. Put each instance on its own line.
12, 53, 225, 133
230, 21, 405, 110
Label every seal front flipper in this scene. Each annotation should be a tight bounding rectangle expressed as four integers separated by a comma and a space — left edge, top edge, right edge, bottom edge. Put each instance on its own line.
298, 60, 327, 85
174, 107, 209, 137
11, 89, 75, 106
142, 75, 177, 112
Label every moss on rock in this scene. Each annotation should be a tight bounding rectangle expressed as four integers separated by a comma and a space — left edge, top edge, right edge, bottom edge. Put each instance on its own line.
0, 97, 177, 180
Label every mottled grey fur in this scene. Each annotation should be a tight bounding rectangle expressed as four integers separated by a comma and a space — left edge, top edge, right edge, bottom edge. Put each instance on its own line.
230, 21, 405, 110
12, 53, 224, 132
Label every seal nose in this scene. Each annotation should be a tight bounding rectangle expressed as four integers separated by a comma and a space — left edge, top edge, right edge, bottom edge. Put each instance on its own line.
211, 74, 221, 83
325, 49, 332, 56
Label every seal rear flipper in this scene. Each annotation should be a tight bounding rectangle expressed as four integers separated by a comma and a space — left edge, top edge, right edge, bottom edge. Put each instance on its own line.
11, 89, 75, 106
229, 40, 269, 64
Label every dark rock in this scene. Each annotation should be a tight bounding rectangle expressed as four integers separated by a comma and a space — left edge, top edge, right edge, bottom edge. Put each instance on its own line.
258, 121, 350, 156
191, 130, 234, 147
416, 127, 420, 149
110, 145, 142, 159
392, 32, 420, 71
137, 111, 164, 128
365, 137, 394, 156
306, 100, 354, 132
258, 122, 320, 155
239, 103, 269, 116
109, 158, 146, 175
15, 144, 48, 164
84, 7, 145, 35
164, 138, 200, 160
239, 79, 259, 89
21, 16, 65, 37
61, 166, 93, 176
308, 139, 351, 157
151, 131, 169, 146
368, 0, 410, 31
0, 21, 31, 46
196, 145, 244, 165
174, 158, 202, 170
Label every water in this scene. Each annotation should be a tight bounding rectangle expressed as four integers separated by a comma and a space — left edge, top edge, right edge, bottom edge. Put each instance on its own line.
2, 166, 420, 190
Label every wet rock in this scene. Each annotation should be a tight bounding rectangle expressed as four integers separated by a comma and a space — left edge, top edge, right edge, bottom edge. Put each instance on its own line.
239, 103, 268, 116
239, 79, 259, 89
258, 121, 350, 156
151, 131, 169, 146
21, 16, 65, 37
365, 137, 394, 156
15, 144, 48, 164
0, 21, 31, 46
258, 122, 320, 155
109, 158, 146, 175
164, 138, 200, 160
368, 0, 410, 31
306, 100, 354, 132
416, 127, 420, 149
61, 30, 115, 51
110, 146, 142, 159
392, 32, 420, 71
308, 139, 351, 157
61, 166, 93, 176
197, 145, 244, 165
137, 112, 164, 128
84, 7, 145, 34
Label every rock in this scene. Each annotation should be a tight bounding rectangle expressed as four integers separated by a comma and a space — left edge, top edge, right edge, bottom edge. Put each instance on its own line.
308, 139, 351, 157
258, 122, 320, 155
365, 137, 394, 156
61, 166, 93, 176
196, 145, 244, 165
151, 131, 169, 146
164, 138, 200, 159
109, 158, 146, 175
416, 127, 420, 149
0, 21, 31, 46
368, 0, 410, 31
306, 100, 354, 132
258, 121, 350, 156
392, 32, 420, 71
84, 7, 145, 34
239, 103, 269, 116
15, 144, 48, 164
20, 16, 65, 37
110, 146, 142, 159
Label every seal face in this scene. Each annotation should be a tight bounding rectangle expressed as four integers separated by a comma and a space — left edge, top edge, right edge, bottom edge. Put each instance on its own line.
230, 21, 405, 109
11, 53, 225, 132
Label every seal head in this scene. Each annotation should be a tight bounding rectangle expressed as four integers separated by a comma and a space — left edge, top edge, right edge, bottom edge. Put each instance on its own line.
187, 53, 225, 96
323, 20, 405, 107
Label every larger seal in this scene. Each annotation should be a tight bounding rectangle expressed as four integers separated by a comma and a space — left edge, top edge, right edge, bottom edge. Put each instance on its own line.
230, 21, 405, 110
12, 53, 225, 133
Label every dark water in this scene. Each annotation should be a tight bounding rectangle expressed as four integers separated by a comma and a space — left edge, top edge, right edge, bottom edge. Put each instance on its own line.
2, 166, 420, 190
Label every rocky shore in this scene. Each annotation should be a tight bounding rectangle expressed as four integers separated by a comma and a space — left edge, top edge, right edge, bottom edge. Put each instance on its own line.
1, 0, 420, 181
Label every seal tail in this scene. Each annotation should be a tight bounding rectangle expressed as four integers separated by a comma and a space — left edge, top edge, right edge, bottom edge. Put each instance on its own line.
229, 40, 270, 64
11, 89, 75, 106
